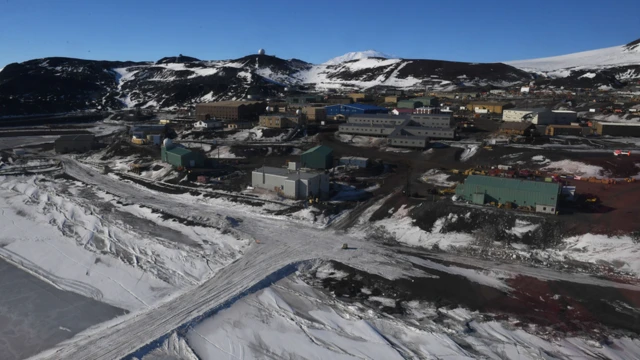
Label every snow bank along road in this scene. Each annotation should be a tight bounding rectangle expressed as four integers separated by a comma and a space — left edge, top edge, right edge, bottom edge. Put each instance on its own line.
34, 158, 640, 359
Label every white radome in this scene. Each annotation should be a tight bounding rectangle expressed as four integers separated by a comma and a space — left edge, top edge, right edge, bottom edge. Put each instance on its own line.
258, 49, 265, 55
162, 138, 173, 149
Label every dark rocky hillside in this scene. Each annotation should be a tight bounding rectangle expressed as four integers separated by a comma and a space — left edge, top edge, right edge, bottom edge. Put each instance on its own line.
1, 46, 637, 116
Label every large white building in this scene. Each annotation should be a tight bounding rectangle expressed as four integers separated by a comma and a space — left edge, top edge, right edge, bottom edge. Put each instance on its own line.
251, 166, 329, 200
338, 113, 456, 149
502, 108, 577, 125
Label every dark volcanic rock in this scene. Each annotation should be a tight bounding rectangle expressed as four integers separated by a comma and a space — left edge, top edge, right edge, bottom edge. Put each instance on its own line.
0, 53, 533, 116
156, 55, 201, 64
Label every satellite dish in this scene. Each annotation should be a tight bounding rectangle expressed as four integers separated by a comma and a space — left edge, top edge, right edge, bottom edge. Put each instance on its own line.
258, 49, 265, 55
284, 87, 290, 92
296, 109, 301, 115
163, 138, 173, 149
247, 95, 253, 99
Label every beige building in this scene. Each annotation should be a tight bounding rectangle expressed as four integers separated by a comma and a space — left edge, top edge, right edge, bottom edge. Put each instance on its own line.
196, 101, 266, 121
466, 101, 512, 114
347, 93, 371, 103
259, 115, 300, 128
384, 95, 405, 104
302, 107, 327, 123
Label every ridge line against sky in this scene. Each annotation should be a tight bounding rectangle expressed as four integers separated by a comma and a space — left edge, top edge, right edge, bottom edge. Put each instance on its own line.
0, 0, 639, 67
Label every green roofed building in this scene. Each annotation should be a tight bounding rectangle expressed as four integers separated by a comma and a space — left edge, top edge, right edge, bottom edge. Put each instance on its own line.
161, 146, 205, 168
300, 145, 333, 169
455, 175, 560, 214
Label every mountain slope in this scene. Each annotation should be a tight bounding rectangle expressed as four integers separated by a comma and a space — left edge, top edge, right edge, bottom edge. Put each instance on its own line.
506, 38, 640, 88
1, 53, 532, 116
323, 50, 392, 65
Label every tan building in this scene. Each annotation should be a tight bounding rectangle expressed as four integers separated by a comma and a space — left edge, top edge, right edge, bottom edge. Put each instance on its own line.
326, 97, 353, 105
545, 125, 585, 136
196, 101, 266, 121
347, 93, 371, 103
259, 115, 300, 128
302, 107, 327, 123
384, 95, 405, 104
466, 101, 512, 114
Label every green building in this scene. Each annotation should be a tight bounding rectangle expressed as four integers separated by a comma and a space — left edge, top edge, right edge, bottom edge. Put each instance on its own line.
397, 97, 439, 109
455, 175, 560, 214
300, 145, 333, 169
161, 146, 204, 168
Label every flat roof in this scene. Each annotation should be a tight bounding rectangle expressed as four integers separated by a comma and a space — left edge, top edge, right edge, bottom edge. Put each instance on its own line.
340, 156, 369, 161
388, 134, 428, 140
198, 101, 264, 107
301, 145, 333, 156
349, 113, 408, 119
468, 101, 511, 106
56, 134, 95, 141
597, 122, 640, 127
547, 125, 582, 129
253, 166, 322, 180
338, 103, 389, 111
403, 126, 454, 131
165, 146, 192, 156
464, 175, 560, 195
506, 107, 549, 112
340, 123, 397, 129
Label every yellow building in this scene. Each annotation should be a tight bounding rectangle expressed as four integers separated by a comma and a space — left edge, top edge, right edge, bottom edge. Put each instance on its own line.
302, 107, 327, 123
466, 101, 512, 114
384, 95, 404, 104
259, 115, 298, 128
347, 93, 371, 103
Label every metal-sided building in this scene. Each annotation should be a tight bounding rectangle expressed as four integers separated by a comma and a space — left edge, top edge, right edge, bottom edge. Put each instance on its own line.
410, 113, 454, 128
300, 145, 333, 169
251, 166, 329, 199
594, 122, 640, 137
397, 97, 439, 109
325, 103, 389, 117
466, 102, 512, 114
545, 125, 587, 136
195, 101, 267, 121
259, 114, 298, 128
161, 146, 205, 168
455, 175, 560, 214
503, 109, 576, 125
302, 107, 327, 123
54, 134, 96, 154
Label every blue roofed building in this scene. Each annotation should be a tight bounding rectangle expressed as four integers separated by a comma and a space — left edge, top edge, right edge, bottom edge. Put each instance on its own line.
325, 103, 389, 117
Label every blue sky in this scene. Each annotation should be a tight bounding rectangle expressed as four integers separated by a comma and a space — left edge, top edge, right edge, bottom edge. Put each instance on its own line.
1, 0, 639, 67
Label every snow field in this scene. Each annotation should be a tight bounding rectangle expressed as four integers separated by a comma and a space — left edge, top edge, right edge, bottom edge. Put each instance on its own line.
0, 175, 248, 311
420, 168, 456, 187
180, 273, 640, 360
542, 159, 605, 177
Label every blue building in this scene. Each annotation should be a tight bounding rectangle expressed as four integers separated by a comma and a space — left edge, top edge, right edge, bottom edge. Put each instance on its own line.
325, 103, 389, 117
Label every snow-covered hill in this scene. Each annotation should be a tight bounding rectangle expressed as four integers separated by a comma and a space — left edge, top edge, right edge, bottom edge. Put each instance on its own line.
506, 38, 640, 87
323, 50, 392, 65
0, 53, 531, 116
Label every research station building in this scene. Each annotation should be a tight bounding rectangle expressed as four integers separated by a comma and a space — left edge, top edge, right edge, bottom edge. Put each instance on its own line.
455, 175, 560, 214
195, 101, 267, 121
251, 166, 329, 200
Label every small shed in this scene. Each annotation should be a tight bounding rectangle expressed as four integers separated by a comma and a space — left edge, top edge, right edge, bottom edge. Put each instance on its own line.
339, 156, 369, 168
300, 145, 333, 169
